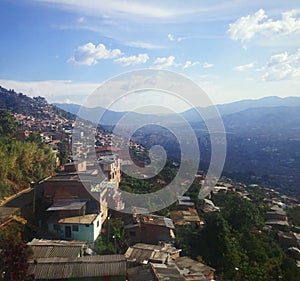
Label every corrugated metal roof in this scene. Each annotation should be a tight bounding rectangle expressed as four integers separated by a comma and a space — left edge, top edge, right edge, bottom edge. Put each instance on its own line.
137, 214, 175, 229
125, 243, 180, 264
28, 239, 85, 258
46, 199, 87, 211
174, 256, 215, 275
127, 265, 156, 281
28, 255, 126, 279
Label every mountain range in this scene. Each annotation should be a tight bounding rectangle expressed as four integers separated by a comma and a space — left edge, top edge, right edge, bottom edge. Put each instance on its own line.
55, 95, 300, 126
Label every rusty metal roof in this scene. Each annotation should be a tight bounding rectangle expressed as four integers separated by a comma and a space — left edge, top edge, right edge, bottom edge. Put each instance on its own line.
125, 243, 180, 264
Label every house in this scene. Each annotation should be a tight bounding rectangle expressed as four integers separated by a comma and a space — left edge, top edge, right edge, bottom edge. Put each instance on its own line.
125, 214, 175, 245
127, 263, 185, 281
265, 205, 289, 231
265, 219, 289, 231
177, 196, 195, 210
265, 205, 288, 221
47, 213, 102, 243
27, 238, 87, 258
125, 243, 181, 264
127, 264, 157, 281
28, 255, 127, 281
170, 209, 204, 227
63, 159, 87, 173
42, 172, 108, 222
127, 260, 215, 281
98, 155, 121, 186
277, 231, 298, 248
174, 256, 216, 280
212, 185, 228, 194
201, 199, 220, 213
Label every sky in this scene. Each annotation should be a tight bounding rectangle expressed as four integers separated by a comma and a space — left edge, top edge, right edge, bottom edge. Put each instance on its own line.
0, 0, 300, 111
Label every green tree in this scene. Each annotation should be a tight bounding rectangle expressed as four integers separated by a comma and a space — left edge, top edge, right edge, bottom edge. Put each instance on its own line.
199, 212, 243, 279
214, 193, 263, 232
0, 109, 17, 138
94, 235, 116, 255
57, 140, 68, 165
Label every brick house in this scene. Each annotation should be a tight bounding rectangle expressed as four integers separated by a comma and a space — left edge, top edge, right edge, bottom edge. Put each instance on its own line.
125, 214, 175, 245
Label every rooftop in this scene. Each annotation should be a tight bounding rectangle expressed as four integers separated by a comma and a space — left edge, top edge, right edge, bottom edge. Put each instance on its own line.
177, 196, 195, 207
125, 243, 180, 264
127, 264, 156, 281
174, 256, 215, 276
27, 239, 85, 259
137, 214, 175, 229
46, 199, 88, 212
28, 255, 126, 279
57, 213, 99, 225
170, 209, 203, 226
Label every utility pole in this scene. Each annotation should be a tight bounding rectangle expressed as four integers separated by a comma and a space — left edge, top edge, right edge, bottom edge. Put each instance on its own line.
32, 181, 36, 214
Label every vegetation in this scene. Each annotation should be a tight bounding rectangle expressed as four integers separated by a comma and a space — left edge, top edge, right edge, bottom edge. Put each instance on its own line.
57, 140, 69, 165
0, 223, 33, 281
0, 109, 17, 138
287, 206, 300, 227
175, 191, 300, 281
0, 136, 55, 199
94, 218, 127, 255
0, 105, 56, 200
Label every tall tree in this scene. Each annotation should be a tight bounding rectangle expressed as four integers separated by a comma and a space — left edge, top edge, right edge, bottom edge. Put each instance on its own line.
0, 109, 17, 138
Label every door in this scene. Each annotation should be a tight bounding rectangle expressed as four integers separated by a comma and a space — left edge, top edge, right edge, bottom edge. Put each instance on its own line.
65, 226, 71, 238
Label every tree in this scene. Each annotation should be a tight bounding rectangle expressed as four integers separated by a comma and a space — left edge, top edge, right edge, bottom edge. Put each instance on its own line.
214, 193, 263, 232
57, 140, 68, 165
0, 229, 34, 281
94, 235, 115, 255
199, 212, 243, 279
0, 109, 17, 138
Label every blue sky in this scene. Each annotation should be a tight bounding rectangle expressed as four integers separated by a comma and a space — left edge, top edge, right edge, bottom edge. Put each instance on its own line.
0, 0, 300, 109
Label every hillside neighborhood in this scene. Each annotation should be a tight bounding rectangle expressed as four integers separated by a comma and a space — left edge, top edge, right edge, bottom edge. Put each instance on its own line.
1, 87, 300, 280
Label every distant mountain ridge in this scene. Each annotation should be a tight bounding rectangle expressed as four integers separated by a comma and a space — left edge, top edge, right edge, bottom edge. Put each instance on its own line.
55, 96, 300, 125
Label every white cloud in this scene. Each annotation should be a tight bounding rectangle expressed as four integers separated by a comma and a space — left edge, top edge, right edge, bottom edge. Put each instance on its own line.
125, 41, 164, 49
228, 9, 300, 43
183, 60, 199, 69
0, 79, 99, 104
167, 33, 183, 42
114, 53, 149, 67
152, 56, 179, 69
183, 61, 214, 69
202, 62, 214, 68
168, 33, 175, 41
69, 42, 122, 65
233, 61, 256, 71
262, 49, 300, 81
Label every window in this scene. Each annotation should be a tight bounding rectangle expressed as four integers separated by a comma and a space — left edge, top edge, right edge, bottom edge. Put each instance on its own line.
72, 225, 79, 232
97, 220, 99, 227
129, 231, 136, 237
85, 224, 90, 227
